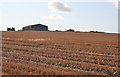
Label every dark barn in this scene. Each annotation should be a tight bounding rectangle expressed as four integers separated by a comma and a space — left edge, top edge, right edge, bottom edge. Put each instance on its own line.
22, 24, 48, 31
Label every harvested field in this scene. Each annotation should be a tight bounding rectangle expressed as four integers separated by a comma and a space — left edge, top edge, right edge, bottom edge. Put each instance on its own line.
1, 31, 119, 76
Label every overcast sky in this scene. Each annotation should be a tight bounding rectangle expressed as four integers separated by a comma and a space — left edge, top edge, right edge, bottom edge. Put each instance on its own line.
0, 0, 119, 33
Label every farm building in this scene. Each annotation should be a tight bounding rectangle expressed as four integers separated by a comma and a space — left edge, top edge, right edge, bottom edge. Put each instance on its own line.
22, 24, 48, 31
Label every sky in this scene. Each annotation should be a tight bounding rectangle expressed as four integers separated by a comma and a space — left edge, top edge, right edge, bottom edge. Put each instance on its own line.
0, 0, 119, 33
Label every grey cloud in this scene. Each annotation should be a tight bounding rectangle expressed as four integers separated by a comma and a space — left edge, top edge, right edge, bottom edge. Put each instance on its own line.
48, 0, 72, 13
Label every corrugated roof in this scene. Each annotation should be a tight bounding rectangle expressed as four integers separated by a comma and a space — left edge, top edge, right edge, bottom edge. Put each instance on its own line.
23, 24, 48, 28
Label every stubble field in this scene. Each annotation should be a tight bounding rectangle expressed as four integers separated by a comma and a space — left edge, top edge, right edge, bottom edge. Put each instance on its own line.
1, 31, 119, 76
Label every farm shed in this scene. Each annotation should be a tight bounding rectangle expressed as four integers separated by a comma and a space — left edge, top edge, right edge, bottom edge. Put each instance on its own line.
22, 24, 48, 31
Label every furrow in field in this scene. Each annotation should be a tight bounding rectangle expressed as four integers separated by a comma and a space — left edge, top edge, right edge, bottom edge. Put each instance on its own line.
2, 39, 117, 55
2, 48, 118, 68
2, 43, 117, 58
2, 51, 118, 76
3, 59, 78, 75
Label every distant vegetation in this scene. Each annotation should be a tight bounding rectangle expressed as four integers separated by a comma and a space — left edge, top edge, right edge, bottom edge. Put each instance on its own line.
66, 29, 75, 32
89, 31, 105, 33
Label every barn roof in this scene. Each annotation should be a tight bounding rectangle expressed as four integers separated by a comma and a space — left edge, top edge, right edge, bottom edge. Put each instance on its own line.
23, 24, 48, 28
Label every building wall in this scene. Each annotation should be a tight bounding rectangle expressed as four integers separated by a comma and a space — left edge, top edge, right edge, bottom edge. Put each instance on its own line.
33, 26, 48, 31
